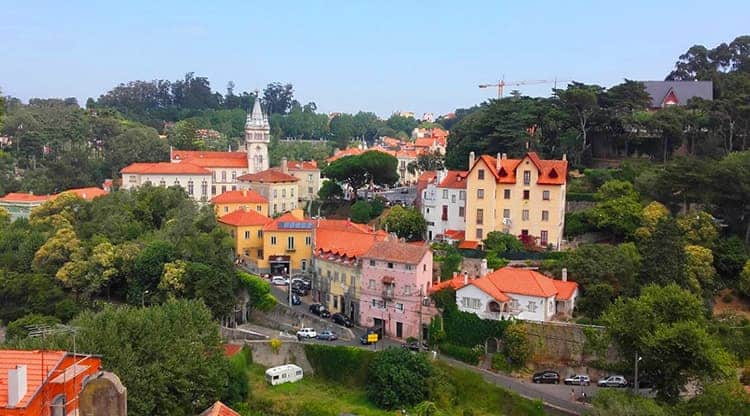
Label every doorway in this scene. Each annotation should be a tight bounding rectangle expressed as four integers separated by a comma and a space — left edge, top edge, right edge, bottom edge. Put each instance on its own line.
396, 322, 403, 338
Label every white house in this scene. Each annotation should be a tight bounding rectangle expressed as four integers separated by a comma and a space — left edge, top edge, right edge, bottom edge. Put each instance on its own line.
421, 169, 467, 241
120, 162, 213, 202
455, 267, 578, 322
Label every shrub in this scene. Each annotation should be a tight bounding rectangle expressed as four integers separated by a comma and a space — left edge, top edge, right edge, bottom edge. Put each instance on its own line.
303, 344, 374, 387
439, 343, 481, 365
350, 200, 372, 223
501, 323, 530, 369
270, 338, 282, 354
6, 314, 60, 341
440, 301, 510, 347
367, 347, 431, 409
741, 368, 750, 385
565, 211, 594, 237
567, 192, 596, 202
224, 347, 250, 405
298, 401, 337, 416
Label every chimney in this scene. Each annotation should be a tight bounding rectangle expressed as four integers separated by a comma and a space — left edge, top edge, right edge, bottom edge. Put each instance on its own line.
8, 365, 27, 408
496, 153, 502, 172
562, 153, 567, 161
468, 151, 475, 168
452, 271, 458, 279
480, 258, 488, 277
463, 271, 469, 285
562, 268, 568, 282
501, 153, 507, 160
281, 157, 289, 174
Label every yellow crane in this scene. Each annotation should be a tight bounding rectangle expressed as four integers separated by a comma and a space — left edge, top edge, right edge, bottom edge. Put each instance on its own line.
478, 78, 570, 98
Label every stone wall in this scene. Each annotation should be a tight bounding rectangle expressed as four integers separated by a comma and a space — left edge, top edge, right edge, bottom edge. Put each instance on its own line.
523, 321, 618, 365
244, 340, 314, 374
78, 371, 127, 416
565, 200, 595, 213
250, 303, 354, 340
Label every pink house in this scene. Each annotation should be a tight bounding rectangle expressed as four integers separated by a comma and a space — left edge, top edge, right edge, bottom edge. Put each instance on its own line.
359, 238, 438, 340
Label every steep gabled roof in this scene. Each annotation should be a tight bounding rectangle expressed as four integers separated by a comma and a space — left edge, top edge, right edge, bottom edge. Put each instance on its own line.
468, 153, 567, 185
641, 80, 713, 108
0, 350, 67, 408
200, 401, 241, 416
438, 170, 468, 189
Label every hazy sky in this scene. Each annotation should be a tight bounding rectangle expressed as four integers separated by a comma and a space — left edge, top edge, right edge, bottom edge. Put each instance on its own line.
1, 0, 748, 117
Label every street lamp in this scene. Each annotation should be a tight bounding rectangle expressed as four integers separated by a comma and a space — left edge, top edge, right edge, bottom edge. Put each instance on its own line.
634, 352, 642, 394
142, 290, 150, 308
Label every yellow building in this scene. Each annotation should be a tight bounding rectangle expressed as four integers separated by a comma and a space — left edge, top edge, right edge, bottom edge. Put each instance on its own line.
259, 210, 313, 275
211, 189, 269, 217
237, 168, 299, 217
284, 159, 321, 201
217, 207, 272, 264
312, 220, 387, 323
464, 151, 567, 249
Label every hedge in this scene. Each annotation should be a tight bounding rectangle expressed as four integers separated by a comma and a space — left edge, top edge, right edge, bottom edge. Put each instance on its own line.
303, 344, 375, 387
439, 342, 481, 365
442, 303, 511, 348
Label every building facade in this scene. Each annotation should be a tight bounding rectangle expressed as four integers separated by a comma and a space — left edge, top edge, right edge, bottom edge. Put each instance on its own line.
237, 169, 300, 217
211, 189, 269, 217
464, 151, 567, 249
0, 187, 109, 220
217, 207, 271, 266
119, 162, 213, 202
259, 210, 313, 275
421, 169, 467, 241
359, 239, 437, 340
284, 159, 321, 201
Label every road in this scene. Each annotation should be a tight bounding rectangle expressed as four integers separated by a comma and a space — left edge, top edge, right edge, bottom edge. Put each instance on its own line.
256, 283, 600, 415
357, 186, 417, 206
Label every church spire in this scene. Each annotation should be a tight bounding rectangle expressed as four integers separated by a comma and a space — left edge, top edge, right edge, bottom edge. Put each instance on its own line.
245, 93, 268, 129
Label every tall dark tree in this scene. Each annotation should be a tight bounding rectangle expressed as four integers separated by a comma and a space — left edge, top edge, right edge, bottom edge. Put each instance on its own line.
640, 218, 687, 287
262, 82, 294, 115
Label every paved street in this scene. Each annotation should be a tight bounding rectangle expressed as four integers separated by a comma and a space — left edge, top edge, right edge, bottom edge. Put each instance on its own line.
357, 186, 417, 206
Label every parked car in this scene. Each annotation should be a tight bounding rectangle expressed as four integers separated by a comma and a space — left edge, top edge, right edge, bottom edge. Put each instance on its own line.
597, 375, 628, 388
331, 313, 353, 328
359, 328, 380, 345
317, 330, 338, 341
271, 276, 289, 286
291, 277, 311, 290
532, 371, 561, 384
291, 286, 308, 296
309, 303, 331, 318
564, 375, 591, 386
400, 187, 410, 194
291, 294, 301, 305
296, 328, 317, 338
402, 340, 428, 351
629, 378, 654, 389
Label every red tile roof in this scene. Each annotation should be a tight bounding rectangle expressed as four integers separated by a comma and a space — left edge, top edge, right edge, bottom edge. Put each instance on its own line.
443, 229, 465, 240
211, 189, 267, 204
172, 150, 248, 168
263, 212, 313, 231
61, 187, 109, 201
469, 152, 567, 186
286, 160, 318, 171
200, 401, 241, 416
362, 239, 430, 264
237, 169, 299, 183
120, 162, 211, 175
466, 267, 578, 301
218, 209, 271, 227
0, 350, 67, 408
438, 170, 468, 189
326, 148, 365, 163
414, 138, 436, 148
0, 193, 53, 203
315, 219, 388, 258
430, 275, 476, 293
458, 240, 480, 249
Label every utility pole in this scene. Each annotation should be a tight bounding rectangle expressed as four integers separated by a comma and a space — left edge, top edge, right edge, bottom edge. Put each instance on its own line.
634, 352, 642, 395
418, 287, 424, 348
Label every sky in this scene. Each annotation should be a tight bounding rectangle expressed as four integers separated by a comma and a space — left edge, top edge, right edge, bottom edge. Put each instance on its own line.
1, 0, 749, 117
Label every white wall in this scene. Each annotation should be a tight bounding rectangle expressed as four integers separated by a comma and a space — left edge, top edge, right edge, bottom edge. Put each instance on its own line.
121, 173, 213, 202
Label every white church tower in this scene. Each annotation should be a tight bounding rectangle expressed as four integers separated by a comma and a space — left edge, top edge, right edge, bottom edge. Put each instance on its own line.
245, 97, 270, 173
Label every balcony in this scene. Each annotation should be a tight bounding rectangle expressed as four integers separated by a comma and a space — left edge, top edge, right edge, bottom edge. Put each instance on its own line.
382, 289, 395, 300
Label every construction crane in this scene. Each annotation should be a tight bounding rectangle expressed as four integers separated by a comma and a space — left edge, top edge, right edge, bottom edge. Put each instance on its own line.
478, 78, 570, 98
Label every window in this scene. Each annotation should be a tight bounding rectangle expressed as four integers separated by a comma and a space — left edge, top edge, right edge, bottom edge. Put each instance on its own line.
257, 230, 263, 237
211, 185, 216, 195
442, 189, 448, 199
258, 249, 264, 259
522, 209, 529, 221
334, 271, 339, 282
221, 185, 226, 193
305, 236, 311, 245
232, 185, 237, 191
442, 205, 448, 221
51, 394, 65, 416
504, 189, 511, 199
291, 187, 294, 197
273, 204, 277, 213
129, 175, 137, 183
350, 275, 355, 285
308, 186, 313, 194
477, 188, 484, 199
282, 189, 286, 198
282, 203, 286, 211
527, 301, 538, 313
461, 297, 481, 309
387, 262, 394, 269
213, 171, 217, 181
369, 279, 375, 289
257, 205, 262, 212
503, 208, 510, 219
287, 236, 295, 250
187, 180, 194, 196
232, 171, 237, 181
369, 260, 375, 266
271, 236, 277, 245
543, 190, 551, 200
308, 174, 313, 182
159, 179, 166, 187
334, 296, 338, 309
396, 303, 404, 312
510, 299, 520, 310
424, 264, 427, 271
222, 171, 227, 182
301, 260, 307, 271
406, 264, 413, 270
244, 231, 251, 239
224, 206, 229, 213
478, 169, 485, 180
273, 189, 278, 198
475, 228, 483, 239
540, 230, 549, 246
451, 194, 456, 203
459, 206, 465, 217
201, 180, 208, 196
174, 179, 181, 186
476, 208, 484, 225
523, 190, 530, 200
542, 210, 549, 221
523, 170, 531, 185
459, 190, 466, 200
404, 285, 411, 296
327, 270, 331, 278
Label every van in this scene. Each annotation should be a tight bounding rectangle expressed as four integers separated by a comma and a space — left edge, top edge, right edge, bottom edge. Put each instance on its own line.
265, 364, 304, 386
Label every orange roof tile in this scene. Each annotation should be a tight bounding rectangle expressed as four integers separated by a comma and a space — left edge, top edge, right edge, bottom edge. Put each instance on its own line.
120, 162, 211, 175
417, 171, 437, 184
199, 401, 241, 416
438, 170, 468, 189
469, 152, 567, 186
430, 275, 476, 293
362, 239, 430, 264
552, 280, 578, 300
458, 240, 480, 249
263, 212, 313, 231
172, 150, 248, 168
0, 193, 53, 203
218, 209, 271, 227
443, 229, 465, 240
61, 187, 109, 201
237, 169, 299, 183
286, 160, 318, 171
315, 219, 387, 258
211, 189, 267, 204
326, 148, 364, 163
469, 267, 578, 301
470, 277, 511, 302
0, 350, 66, 408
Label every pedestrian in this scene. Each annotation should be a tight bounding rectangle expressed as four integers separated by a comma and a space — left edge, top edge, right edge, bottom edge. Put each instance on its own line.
570, 388, 575, 402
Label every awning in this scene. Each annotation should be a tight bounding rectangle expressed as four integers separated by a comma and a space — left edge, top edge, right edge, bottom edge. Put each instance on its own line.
382, 276, 395, 284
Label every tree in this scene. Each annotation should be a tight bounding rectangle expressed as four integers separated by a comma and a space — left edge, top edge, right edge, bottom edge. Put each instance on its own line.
262, 82, 294, 115
555, 82, 603, 165
674, 381, 750, 416
589, 180, 643, 238
237, 272, 276, 311
709, 151, 750, 243
576, 282, 615, 319
32, 227, 82, 276
501, 323, 531, 368
323, 151, 398, 200
713, 236, 748, 286
483, 232, 523, 253
739, 260, 750, 297
106, 125, 169, 177
684, 245, 718, 295
640, 218, 686, 287
634, 202, 670, 240
386, 114, 419, 136
168, 119, 201, 150
0, 207, 10, 228
6, 314, 60, 342
0, 270, 73, 322
380, 205, 427, 242
566, 243, 641, 297
350, 200, 372, 224
367, 347, 432, 409
602, 284, 733, 403
589, 390, 667, 416
318, 180, 343, 201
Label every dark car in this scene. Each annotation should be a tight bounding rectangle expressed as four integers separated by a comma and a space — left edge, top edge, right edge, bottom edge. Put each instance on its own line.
309, 303, 331, 318
291, 294, 301, 305
402, 340, 428, 351
532, 371, 561, 384
359, 335, 374, 345
291, 286, 309, 296
331, 313, 353, 328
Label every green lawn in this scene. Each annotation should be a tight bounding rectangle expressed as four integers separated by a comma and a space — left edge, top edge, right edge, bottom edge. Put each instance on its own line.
239, 362, 547, 416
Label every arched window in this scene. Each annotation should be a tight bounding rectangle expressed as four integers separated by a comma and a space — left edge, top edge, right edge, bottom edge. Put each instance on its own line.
221, 171, 227, 182
187, 180, 194, 196
201, 180, 208, 196
159, 180, 166, 187
174, 179, 180, 186
51, 394, 65, 416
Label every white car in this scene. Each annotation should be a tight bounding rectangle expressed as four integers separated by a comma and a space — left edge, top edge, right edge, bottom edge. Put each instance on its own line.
597, 375, 628, 388
296, 328, 317, 338
564, 375, 591, 386
271, 276, 289, 286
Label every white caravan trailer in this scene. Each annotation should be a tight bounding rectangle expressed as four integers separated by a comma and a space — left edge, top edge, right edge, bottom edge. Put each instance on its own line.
265, 364, 304, 386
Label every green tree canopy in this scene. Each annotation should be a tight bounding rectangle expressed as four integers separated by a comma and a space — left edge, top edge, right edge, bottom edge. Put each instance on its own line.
367, 347, 432, 409
380, 205, 427, 242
